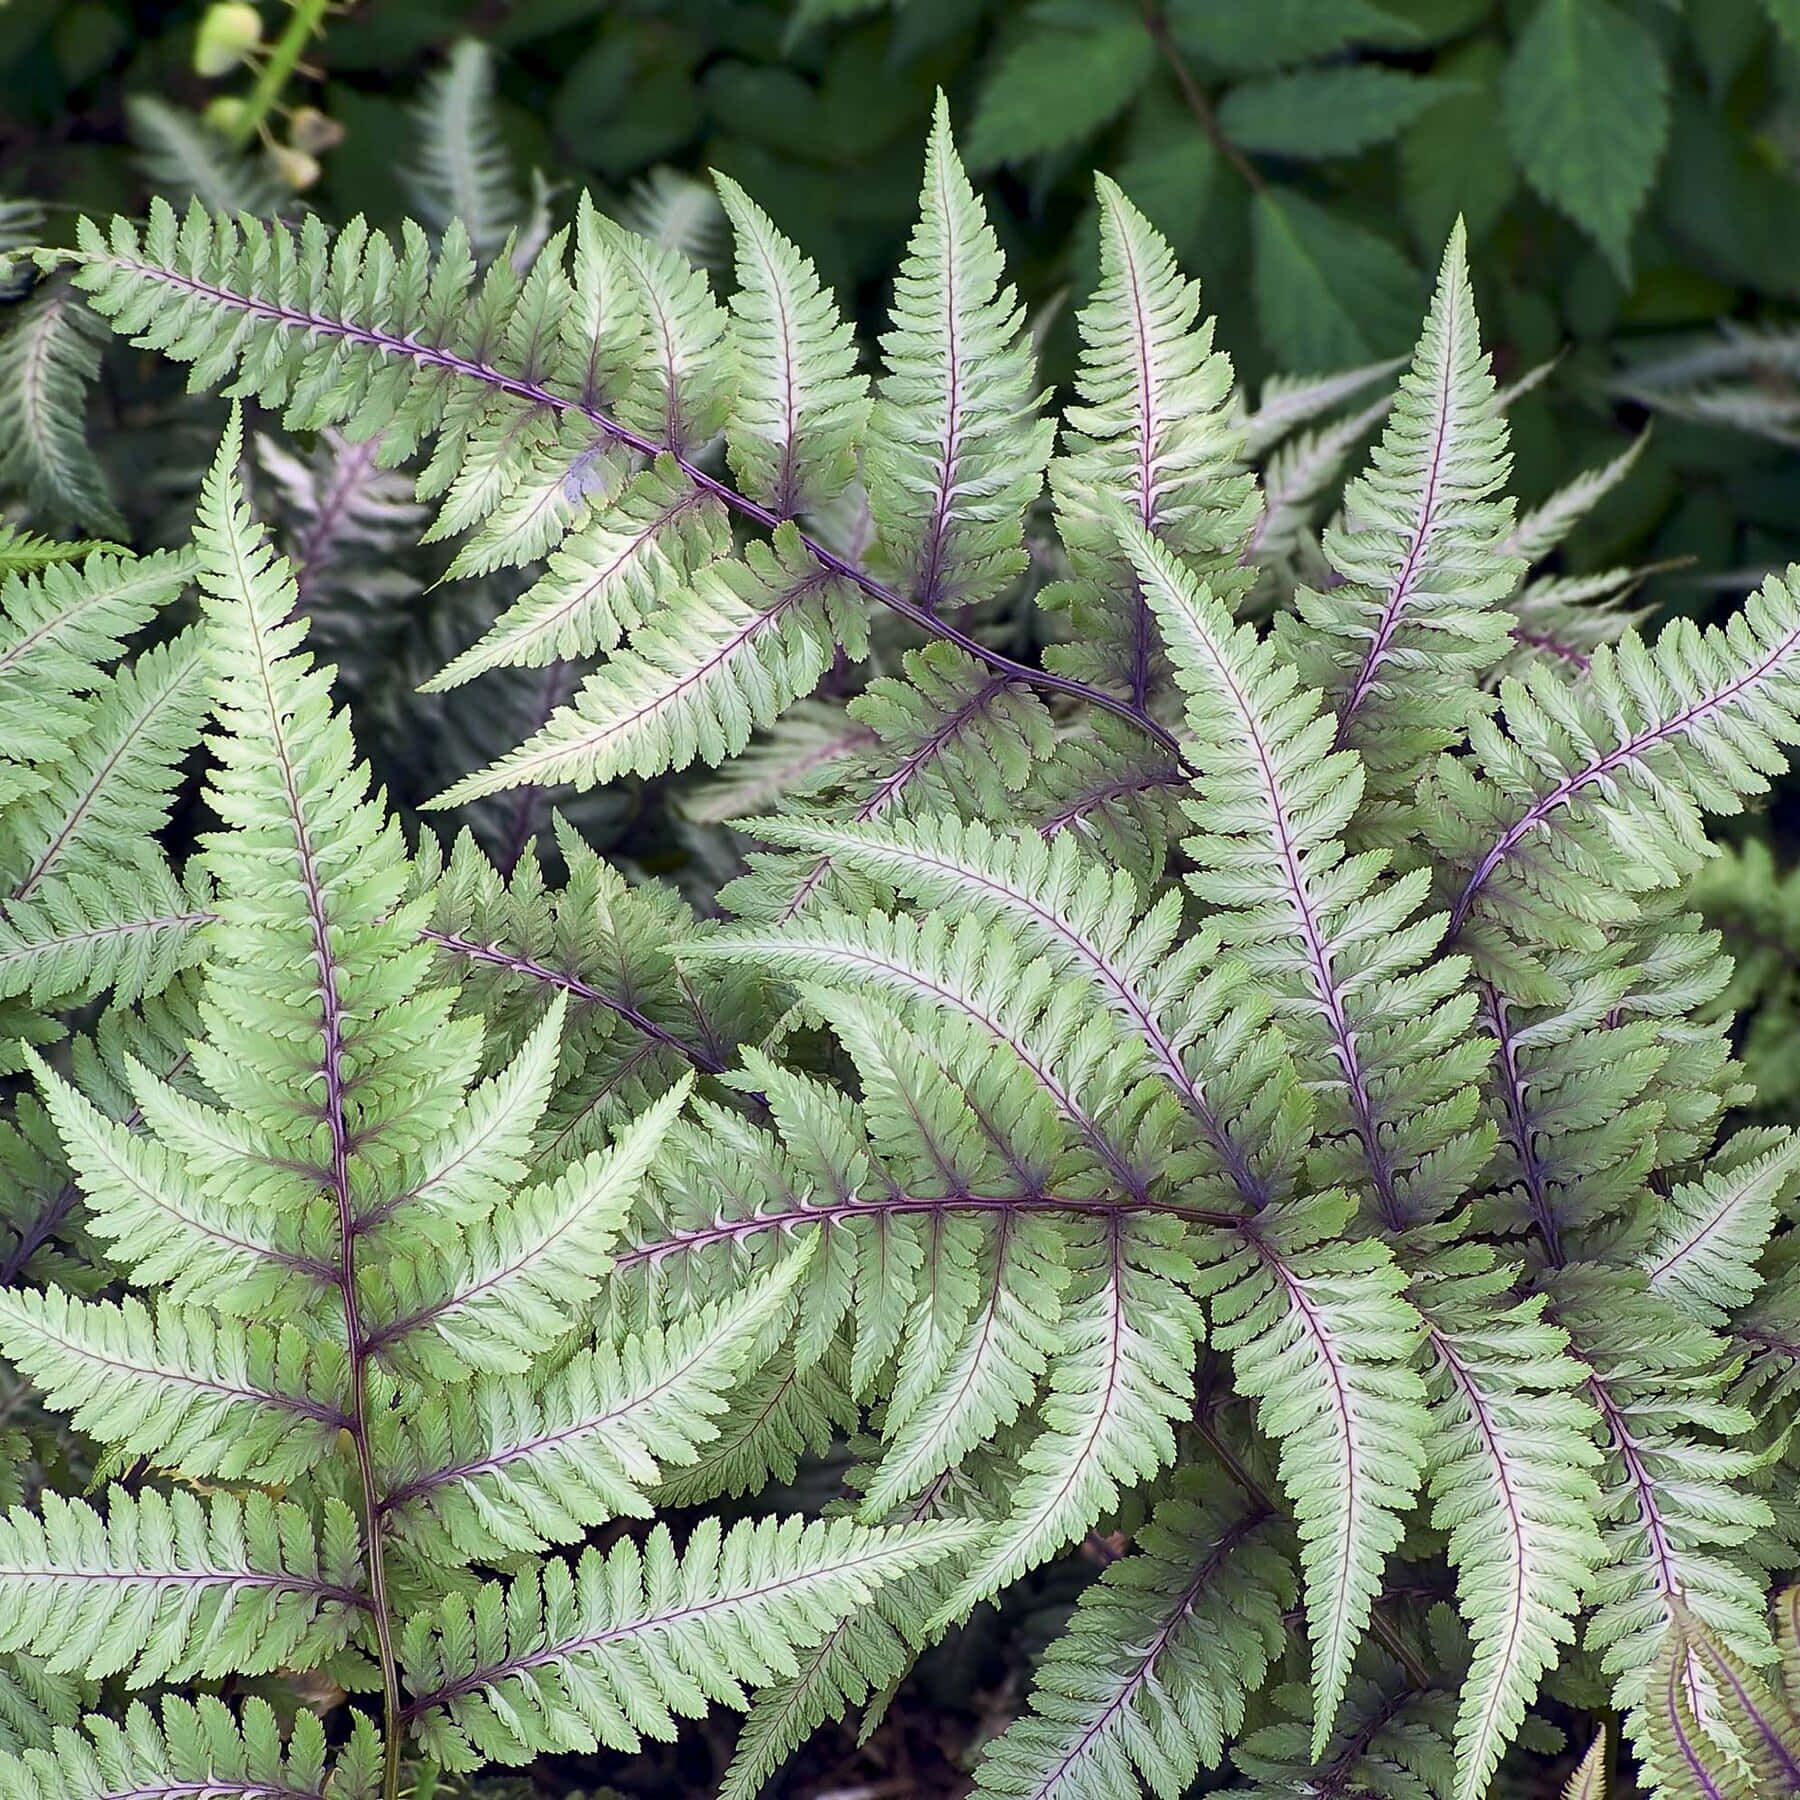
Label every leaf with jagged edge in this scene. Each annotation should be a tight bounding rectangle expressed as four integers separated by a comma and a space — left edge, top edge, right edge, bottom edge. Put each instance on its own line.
428, 522, 866, 803
0, 1697, 381, 1800
1639, 1608, 1800, 1799
0, 1657, 85, 1760
967, 1467, 1294, 1800
2, 631, 206, 896
0, 547, 194, 765
1564, 1730, 1608, 1799
1045, 175, 1257, 703
426, 460, 729, 688
1409, 1246, 1604, 1800
1241, 356, 1405, 460
0, 1487, 362, 1687
1641, 1128, 1800, 1326
0, 1288, 349, 1485
0, 852, 213, 1014
598, 208, 736, 458
1195, 1193, 1428, 1758
716, 174, 870, 520
866, 95, 1053, 612
367, 1075, 691, 1379
0, 529, 126, 578
0, 284, 123, 535
402, 1514, 980, 1770
1436, 566, 1800, 974
377, 1255, 811, 1565
1550, 1270, 1779, 1727
403, 40, 524, 266
720, 1480, 980, 1800
1275, 220, 1522, 816
1127, 520, 1494, 1236
931, 1212, 1204, 1629
21, 1046, 331, 1318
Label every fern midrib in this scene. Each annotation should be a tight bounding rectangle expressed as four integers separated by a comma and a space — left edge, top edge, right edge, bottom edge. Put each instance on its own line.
0, 1560, 368, 1607
419, 927, 728, 1075
1450, 611, 1800, 937
399, 1538, 919, 1718
1478, 981, 1564, 1262
12, 645, 201, 899
233, 541, 404, 1797
612, 1192, 1237, 1278
1423, 1316, 1539, 1775
4, 1299, 348, 1424
1200, 622, 1402, 1220
87, 247, 1182, 759
1333, 290, 1460, 751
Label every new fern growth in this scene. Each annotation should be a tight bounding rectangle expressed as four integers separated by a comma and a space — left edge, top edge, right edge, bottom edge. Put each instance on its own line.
0, 93, 1797, 1800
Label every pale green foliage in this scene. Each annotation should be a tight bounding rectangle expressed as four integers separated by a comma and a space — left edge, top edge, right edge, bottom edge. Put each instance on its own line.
866, 95, 1054, 612
2, 96, 1797, 1800
0, 286, 120, 538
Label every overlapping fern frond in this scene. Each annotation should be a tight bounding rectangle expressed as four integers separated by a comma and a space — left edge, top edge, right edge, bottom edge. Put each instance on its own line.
2, 93, 1795, 1800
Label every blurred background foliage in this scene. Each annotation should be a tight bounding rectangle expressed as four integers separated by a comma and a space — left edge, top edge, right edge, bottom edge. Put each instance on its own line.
7, 0, 1800, 603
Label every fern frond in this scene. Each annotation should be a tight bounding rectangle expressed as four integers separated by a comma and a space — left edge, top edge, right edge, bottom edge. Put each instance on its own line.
0, 1487, 363, 1686
424, 459, 729, 687
124, 97, 289, 217
0, 547, 194, 764
378, 1261, 806, 1564
0, 530, 126, 578
934, 1214, 1205, 1621
1198, 1193, 1429, 1755
1551, 1271, 1778, 1718
1409, 1248, 1604, 1800
1441, 568, 1800, 964
2, 633, 206, 897
0, 856, 212, 1012
1045, 175, 1256, 704
429, 523, 865, 802
0, 1288, 348, 1482
23, 1047, 331, 1313
0, 285, 121, 535
400, 1515, 975, 1769
367, 1073, 689, 1378
1640, 1608, 1800, 1799
1129, 521, 1493, 1233
715, 175, 869, 520
866, 94, 1053, 612
1642, 1128, 1799, 1325
967, 1469, 1292, 1800
1276, 220, 1521, 814
404, 41, 523, 266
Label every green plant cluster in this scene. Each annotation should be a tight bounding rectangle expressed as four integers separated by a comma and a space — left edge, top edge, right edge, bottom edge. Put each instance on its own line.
2, 6, 1800, 1800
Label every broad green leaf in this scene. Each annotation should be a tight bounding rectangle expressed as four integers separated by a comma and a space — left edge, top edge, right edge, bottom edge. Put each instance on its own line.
1251, 187, 1421, 370
966, 19, 1156, 169
1219, 67, 1460, 159
1166, 0, 1417, 71
1502, 0, 1671, 279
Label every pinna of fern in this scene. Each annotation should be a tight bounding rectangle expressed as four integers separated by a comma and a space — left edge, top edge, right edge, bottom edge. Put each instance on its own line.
0, 418, 971, 1800
3, 91, 1799, 1800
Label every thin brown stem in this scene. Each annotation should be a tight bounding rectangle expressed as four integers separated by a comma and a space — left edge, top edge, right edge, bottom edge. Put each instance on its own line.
1141, 5, 1265, 192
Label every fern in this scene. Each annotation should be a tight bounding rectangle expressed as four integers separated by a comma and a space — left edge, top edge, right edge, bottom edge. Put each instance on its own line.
2, 97, 1796, 1800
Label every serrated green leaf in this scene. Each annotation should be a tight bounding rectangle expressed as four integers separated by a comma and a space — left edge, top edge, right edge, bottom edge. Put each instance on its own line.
1219, 66, 1460, 159
966, 21, 1155, 169
1251, 187, 1421, 370
1502, 0, 1671, 280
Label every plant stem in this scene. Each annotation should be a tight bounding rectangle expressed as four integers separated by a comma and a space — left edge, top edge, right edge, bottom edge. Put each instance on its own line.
1140, 4, 1264, 192
226, 0, 331, 150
